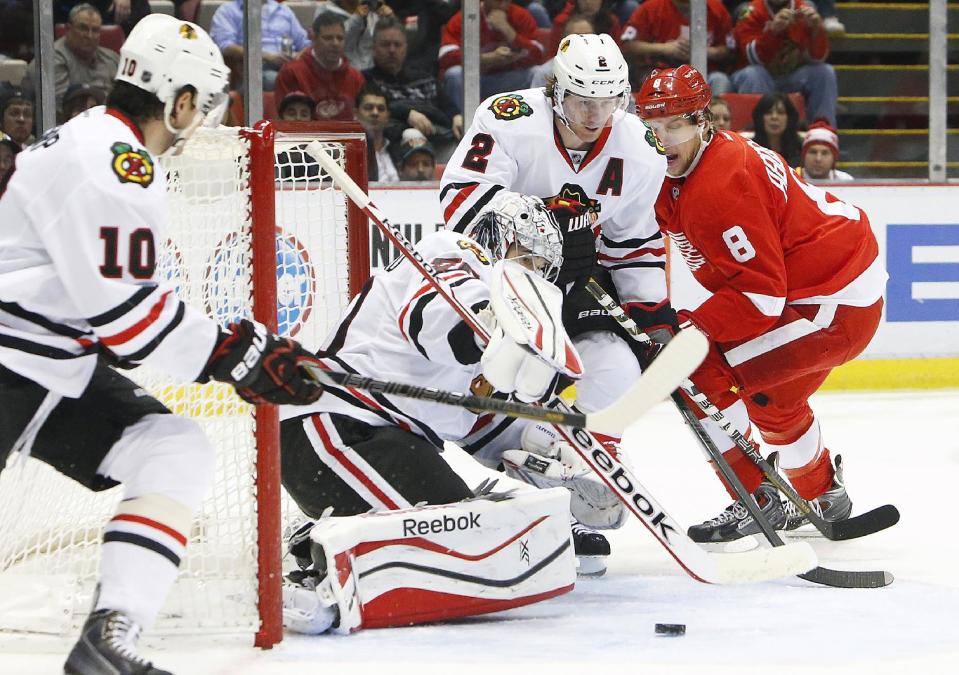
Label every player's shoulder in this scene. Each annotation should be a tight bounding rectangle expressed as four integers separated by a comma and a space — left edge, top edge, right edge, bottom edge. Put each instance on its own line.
23, 108, 161, 195
475, 88, 549, 131
421, 229, 495, 275
610, 111, 668, 169
686, 132, 765, 212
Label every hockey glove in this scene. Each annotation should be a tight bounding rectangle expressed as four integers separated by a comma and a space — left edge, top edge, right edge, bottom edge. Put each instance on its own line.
625, 302, 680, 366
545, 197, 598, 286
202, 319, 324, 406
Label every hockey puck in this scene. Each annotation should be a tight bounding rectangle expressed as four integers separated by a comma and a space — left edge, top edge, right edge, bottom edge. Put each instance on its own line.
655, 623, 686, 636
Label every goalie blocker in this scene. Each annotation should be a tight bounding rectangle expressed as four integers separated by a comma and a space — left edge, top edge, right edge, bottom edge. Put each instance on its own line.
282, 489, 576, 634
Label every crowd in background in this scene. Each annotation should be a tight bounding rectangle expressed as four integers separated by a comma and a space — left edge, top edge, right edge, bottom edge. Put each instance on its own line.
0, 0, 852, 185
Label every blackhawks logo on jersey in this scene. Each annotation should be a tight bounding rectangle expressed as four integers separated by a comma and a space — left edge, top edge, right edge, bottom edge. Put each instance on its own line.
110, 142, 154, 187
639, 121, 666, 155
488, 94, 533, 121
543, 183, 601, 232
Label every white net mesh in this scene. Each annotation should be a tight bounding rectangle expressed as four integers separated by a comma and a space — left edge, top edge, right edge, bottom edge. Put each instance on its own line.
0, 126, 360, 637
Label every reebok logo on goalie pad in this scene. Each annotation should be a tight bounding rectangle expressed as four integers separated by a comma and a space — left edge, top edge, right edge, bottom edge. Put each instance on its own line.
403, 513, 481, 536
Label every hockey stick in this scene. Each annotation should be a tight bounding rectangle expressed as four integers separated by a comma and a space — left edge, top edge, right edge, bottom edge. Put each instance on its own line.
585, 279, 900, 541
585, 281, 894, 588
302, 333, 703, 436
306, 141, 818, 585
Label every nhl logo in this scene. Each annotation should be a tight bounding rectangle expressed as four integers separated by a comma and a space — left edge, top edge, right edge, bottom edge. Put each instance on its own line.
672, 186, 681, 199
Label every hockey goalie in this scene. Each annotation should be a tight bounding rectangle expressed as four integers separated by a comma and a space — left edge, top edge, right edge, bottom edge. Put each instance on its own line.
278, 193, 626, 634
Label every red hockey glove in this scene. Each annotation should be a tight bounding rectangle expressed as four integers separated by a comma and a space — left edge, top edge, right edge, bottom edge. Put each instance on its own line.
202, 319, 324, 406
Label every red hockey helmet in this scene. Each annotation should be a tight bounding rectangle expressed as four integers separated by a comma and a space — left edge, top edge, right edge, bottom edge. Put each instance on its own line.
634, 65, 712, 119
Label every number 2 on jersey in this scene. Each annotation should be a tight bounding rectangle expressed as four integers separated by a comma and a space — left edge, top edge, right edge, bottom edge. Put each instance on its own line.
462, 133, 494, 173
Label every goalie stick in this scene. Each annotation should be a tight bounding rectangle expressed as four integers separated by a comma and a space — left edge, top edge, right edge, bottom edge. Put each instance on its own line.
585, 279, 900, 541
585, 280, 895, 589
302, 330, 705, 437
305, 141, 818, 585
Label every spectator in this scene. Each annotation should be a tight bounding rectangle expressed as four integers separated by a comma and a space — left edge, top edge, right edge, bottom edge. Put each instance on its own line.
513, 0, 553, 27
732, 0, 837, 126
439, 0, 545, 114
0, 0, 34, 61
398, 140, 437, 181
53, 0, 151, 36
545, 0, 637, 24
274, 13, 365, 122
751, 92, 803, 167
620, 0, 734, 95
314, 0, 396, 72
362, 19, 463, 156
0, 133, 19, 184
552, 0, 621, 49
0, 87, 33, 146
798, 122, 853, 180
355, 83, 400, 183
530, 14, 596, 88
36, 4, 120, 107
392, 0, 459, 75
817, 0, 845, 35
61, 81, 105, 121
708, 96, 731, 130
210, 0, 310, 91
278, 91, 317, 121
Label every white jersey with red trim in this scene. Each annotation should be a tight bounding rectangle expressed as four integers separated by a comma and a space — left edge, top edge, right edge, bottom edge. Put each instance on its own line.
440, 88, 669, 308
0, 107, 219, 397
280, 230, 496, 447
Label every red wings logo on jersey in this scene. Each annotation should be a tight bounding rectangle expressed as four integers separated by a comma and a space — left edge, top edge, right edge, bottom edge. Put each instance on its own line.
110, 142, 154, 188
488, 94, 533, 121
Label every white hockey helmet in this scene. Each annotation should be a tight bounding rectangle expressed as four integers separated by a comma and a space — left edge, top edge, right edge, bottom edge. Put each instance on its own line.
468, 193, 564, 282
116, 15, 230, 148
551, 33, 630, 128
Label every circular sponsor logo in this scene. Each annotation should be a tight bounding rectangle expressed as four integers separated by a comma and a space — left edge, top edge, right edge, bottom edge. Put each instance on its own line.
203, 228, 315, 337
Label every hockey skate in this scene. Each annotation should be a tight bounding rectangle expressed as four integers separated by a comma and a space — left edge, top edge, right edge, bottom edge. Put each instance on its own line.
687, 480, 787, 544
571, 519, 610, 576
64, 609, 170, 675
784, 454, 853, 532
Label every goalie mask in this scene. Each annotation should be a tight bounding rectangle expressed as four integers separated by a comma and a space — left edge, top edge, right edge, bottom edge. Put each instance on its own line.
116, 15, 230, 155
468, 193, 564, 283
551, 34, 630, 135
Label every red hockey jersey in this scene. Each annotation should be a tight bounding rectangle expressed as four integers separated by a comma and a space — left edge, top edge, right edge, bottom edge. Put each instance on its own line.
655, 131, 885, 344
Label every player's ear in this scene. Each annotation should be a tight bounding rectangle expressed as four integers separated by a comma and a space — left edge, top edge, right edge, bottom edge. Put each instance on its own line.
171, 86, 197, 124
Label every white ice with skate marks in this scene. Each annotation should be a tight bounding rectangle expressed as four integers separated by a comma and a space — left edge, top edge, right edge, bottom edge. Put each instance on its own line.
2, 390, 958, 675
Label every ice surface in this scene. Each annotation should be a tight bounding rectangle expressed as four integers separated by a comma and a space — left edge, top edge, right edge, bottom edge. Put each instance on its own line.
3, 391, 957, 675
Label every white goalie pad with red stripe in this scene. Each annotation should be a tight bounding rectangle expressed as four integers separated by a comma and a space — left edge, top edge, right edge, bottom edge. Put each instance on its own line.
490, 260, 583, 378
309, 488, 576, 633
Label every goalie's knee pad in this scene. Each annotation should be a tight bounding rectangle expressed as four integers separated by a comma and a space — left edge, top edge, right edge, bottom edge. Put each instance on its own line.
501, 422, 627, 530
285, 488, 576, 634
97, 413, 215, 510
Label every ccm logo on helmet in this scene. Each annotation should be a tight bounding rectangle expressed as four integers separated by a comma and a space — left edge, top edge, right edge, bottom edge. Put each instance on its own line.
402, 512, 481, 536
593, 80, 617, 85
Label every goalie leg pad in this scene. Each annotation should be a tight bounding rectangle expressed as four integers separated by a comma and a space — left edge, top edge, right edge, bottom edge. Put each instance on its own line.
308, 488, 576, 633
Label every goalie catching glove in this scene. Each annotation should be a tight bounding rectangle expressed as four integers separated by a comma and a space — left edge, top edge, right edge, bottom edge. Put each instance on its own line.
201, 319, 324, 405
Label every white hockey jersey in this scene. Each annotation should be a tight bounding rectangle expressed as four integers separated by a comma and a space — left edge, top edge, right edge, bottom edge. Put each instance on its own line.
281, 230, 495, 447
0, 107, 219, 398
441, 88, 669, 309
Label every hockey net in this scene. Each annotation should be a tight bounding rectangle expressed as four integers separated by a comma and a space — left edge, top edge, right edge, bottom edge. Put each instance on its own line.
0, 121, 369, 646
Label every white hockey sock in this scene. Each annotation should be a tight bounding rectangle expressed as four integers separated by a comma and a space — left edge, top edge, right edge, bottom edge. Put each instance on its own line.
95, 494, 191, 630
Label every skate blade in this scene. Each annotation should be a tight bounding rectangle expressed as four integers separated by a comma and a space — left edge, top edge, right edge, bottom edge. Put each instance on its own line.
576, 555, 608, 577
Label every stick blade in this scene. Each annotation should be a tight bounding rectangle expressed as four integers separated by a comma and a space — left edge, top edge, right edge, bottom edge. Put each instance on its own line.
708, 541, 819, 584
585, 327, 709, 435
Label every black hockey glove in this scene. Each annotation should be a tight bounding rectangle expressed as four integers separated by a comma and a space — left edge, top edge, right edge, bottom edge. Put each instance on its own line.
626, 302, 680, 367
202, 319, 324, 406
545, 198, 598, 286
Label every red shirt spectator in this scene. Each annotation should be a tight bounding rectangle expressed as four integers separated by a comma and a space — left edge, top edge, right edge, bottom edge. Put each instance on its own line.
274, 14, 365, 121
621, 0, 733, 72
734, 0, 828, 75
438, 0, 545, 77
552, 1, 622, 48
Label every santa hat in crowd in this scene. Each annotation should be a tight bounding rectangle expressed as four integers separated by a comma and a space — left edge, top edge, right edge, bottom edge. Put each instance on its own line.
801, 123, 840, 161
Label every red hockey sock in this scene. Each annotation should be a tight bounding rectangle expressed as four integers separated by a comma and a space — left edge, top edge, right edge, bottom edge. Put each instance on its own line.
710, 446, 765, 499
784, 449, 835, 500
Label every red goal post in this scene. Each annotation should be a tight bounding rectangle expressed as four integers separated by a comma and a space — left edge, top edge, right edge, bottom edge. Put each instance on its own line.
0, 121, 369, 648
